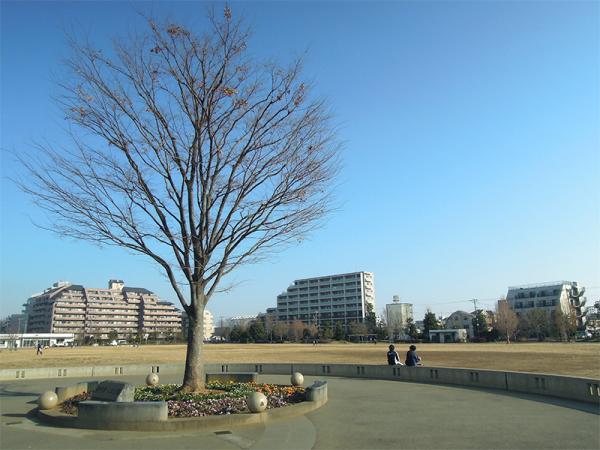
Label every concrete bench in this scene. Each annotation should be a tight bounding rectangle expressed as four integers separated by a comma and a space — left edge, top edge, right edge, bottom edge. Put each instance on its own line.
77, 400, 168, 427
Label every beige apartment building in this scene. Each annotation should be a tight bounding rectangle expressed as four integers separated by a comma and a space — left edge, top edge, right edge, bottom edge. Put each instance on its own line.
24, 280, 181, 340
275, 271, 375, 330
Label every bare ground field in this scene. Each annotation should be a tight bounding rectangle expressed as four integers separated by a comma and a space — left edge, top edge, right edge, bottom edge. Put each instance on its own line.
1, 342, 599, 378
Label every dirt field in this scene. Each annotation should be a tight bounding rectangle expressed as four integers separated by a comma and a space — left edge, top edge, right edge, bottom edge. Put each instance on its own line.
1, 342, 599, 378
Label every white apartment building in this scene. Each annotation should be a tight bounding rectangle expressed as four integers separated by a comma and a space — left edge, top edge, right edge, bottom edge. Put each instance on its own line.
385, 296, 413, 336
181, 310, 215, 340
226, 315, 258, 328
275, 271, 375, 330
506, 281, 587, 329
24, 280, 181, 340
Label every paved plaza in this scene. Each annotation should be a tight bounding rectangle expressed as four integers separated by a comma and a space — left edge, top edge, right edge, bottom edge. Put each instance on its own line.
1, 373, 598, 450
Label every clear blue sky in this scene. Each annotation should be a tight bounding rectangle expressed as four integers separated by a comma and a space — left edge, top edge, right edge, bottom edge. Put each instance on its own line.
1, 1, 598, 322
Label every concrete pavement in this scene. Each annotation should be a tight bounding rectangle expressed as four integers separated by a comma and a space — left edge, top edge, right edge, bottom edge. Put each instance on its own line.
1, 373, 598, 450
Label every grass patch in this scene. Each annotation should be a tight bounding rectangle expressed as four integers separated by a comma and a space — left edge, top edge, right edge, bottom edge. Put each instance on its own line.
4, 342, 599, 378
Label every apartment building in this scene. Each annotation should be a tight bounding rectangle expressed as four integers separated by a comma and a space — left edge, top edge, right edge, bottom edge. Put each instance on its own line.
385, 295, 413, 336
23, 280, 181, 339
506, 281, 587, 330
0, 314, 27, 333
274, 271, 375, 330
181, 309, 215, 340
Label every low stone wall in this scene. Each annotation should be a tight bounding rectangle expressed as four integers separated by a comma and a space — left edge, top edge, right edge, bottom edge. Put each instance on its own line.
55, 381, 96, 403
78, 400, 168, 426
305, 380, 327, 402
0, 363, 185, 381
216, 363, 600, 405
4, 362, 598, 405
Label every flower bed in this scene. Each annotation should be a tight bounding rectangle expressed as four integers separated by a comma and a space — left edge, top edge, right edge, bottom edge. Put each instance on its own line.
60, 382, 305, 418
136, 382, 305, 417
61, 392, 92, 414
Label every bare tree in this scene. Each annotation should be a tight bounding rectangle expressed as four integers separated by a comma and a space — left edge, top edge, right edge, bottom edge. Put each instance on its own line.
523, 309, 550, 341
495, 299, 519, 344
553, 305, 577, 342
288, 320, 305, 342
18, 8, 339, 392
273, 321, 288, 342
263, 314, 274, 343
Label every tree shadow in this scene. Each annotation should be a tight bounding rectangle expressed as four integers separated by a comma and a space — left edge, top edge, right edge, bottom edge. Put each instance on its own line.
0, 387, 38, 397
435, 383, 600, 415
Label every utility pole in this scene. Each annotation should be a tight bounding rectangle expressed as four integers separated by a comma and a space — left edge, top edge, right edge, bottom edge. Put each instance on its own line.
471, 298, 479, 338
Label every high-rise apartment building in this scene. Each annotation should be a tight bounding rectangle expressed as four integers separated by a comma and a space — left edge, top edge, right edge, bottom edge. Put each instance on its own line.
0, 314, 27, 333
181, 310, 215, 340
23, 280, 182, 339
275, 272, 375, 330
506, 281, 587, 330
385, 295, 413, 335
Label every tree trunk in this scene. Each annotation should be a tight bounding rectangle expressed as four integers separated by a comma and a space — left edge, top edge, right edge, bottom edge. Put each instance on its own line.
181, 292, 206, 392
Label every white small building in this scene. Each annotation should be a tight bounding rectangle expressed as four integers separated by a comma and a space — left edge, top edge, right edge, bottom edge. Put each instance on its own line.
0, 333, 75, 349
429, 329, 467, 343
444, 311, 475, 338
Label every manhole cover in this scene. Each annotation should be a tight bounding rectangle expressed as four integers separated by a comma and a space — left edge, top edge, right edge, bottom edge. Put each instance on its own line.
5, 421, 22, 426
214, 430, 232, 435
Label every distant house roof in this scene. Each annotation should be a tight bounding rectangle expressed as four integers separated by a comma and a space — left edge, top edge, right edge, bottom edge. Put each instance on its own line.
430, 329, 467, 333
447, 310, 472, 317
123, 287, 154, 295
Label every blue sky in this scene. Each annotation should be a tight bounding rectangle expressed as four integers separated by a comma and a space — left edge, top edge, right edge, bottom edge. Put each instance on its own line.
1, 1, 598, 322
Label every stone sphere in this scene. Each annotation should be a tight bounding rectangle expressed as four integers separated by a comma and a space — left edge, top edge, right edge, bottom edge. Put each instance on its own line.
146, 373, 159, 386
38, 391, 58, 410
247, 392, 268, 413
291, 372, 304, 387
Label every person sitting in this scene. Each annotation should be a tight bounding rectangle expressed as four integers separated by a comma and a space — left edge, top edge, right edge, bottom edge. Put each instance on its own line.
405, 344, 422, 366
387, 344, 403, 365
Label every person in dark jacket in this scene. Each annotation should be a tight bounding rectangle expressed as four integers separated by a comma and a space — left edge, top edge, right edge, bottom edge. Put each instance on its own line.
387, 344, 402, 365
405, 345, 422, 366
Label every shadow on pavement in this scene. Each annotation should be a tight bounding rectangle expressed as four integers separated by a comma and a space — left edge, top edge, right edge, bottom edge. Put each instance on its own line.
0, 388, 38, 397
442, 384, 600, 415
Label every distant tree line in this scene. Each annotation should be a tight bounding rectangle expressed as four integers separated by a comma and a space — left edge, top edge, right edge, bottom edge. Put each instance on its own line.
222, 299, 581, 345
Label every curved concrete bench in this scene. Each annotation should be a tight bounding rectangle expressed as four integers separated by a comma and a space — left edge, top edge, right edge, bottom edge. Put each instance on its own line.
224, 363, 600, 405
78, 400, 168, 426
6, 362, 598, 405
